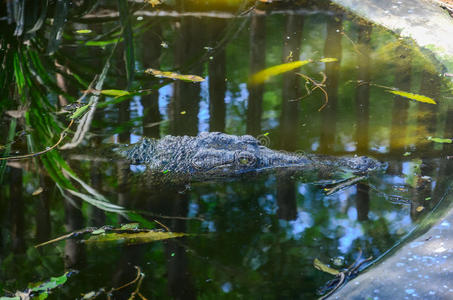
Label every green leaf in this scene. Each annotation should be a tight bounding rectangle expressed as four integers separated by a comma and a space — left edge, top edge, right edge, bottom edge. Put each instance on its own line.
83, 231, 187, 246
100, 89, 131, 97
69, 104, 90, 119
387, 90, 436, 104
120, 223, 140, 230
249, 60, 311, 85
84, 37, 123, 47
13, 53, 25, 97
145, 68, 205, 82
313, 258, 340, 275
30, 272, 69, 293
91, 229, 105, 235
38, 292, 49, 300
40, 152, 75, 190
76, 29, 92, 34
427, 136, 452, 143
66, 189, 126, 213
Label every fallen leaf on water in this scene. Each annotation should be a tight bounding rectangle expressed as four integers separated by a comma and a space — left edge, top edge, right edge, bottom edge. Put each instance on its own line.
249, 60, 311, 85
313, 258, 340, 275
100, 89, 131, 98
35, 225, 186, 248
427, 136, 452, 143
387, 90, 436, 104
145, 68, 205, 82
83, 231, 186, 246
76, 29, 92, 34
319, 57, 338, 63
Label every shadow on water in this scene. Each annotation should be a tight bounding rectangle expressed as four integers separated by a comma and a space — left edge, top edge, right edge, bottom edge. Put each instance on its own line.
1, 0, 453, 298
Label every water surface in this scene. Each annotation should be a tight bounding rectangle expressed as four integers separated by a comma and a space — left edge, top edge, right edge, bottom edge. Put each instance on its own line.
1, 1, 453, 299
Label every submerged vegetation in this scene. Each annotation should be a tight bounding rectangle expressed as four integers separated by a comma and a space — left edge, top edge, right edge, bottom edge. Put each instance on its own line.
1, 0, 453, 299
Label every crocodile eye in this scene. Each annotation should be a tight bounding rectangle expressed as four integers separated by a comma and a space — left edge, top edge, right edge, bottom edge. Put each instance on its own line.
235, 151, 257, 167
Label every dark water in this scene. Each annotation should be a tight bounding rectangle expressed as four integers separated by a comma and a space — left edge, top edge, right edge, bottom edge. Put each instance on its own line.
1, 1, 453, 299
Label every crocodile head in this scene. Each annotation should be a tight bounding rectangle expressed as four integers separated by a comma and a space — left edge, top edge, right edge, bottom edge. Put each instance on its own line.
117, 132, 385, 182
188, 132, 276, 177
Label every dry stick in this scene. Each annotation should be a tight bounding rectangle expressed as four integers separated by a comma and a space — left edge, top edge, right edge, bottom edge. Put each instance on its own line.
0, 119, 74, 161
34, 227, 95, 248
111, 266, 142, 292
320, 273, 345, 300
137, 292, 148, 300
153, 219, 170, 232
130, 272, 147, 300
325, 175, 366, 196
320, 249, 373, 300
0, 76, 98, 161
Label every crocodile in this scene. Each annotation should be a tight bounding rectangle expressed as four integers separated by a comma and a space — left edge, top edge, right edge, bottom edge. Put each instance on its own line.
115, 132, 385, 184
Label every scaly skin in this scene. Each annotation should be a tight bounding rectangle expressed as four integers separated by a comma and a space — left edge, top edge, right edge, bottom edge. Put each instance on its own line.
116, 132, 384, 183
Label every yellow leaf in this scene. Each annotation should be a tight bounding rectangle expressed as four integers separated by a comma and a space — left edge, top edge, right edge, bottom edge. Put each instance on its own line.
416, 206, 425, 212
313, 258, 340, 275
319, 57, 338, 63
84, 231, 186, 246
249, 60, 311, 85
145, 68, 205, 82
76, 29, 92, 34
387, 90, 436, 104
147, 0, 162, 7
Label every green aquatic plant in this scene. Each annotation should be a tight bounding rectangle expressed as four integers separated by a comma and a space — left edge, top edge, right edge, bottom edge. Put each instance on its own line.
1, 271, 75, 299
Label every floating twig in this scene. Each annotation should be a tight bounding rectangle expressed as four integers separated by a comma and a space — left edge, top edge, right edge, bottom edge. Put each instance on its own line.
319, 249, 373, 299
153, 219, 170, 232
295, 72, 329, 111
0, 119, 74, 161
112, 266, 142, 292
325, 175, 366, 196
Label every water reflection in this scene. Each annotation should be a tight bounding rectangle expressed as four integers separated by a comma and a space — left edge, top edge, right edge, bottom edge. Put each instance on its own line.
1, 1, 453, 299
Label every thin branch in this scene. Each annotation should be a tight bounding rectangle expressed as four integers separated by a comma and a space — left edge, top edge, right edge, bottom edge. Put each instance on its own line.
295, 72, 329, 111
325, 175, 366, 196
153, 219, 170, 232
112, 266, 142, 292
0, 119, 74, 161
